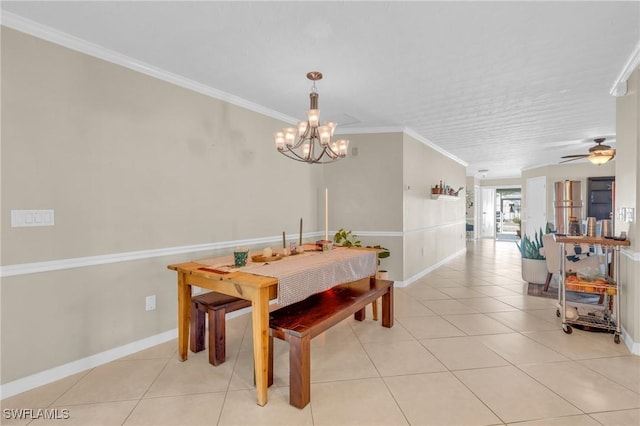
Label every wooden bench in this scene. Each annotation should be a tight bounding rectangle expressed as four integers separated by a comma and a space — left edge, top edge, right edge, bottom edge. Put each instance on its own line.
190, 292, 251, 366
268, 277, 394, 408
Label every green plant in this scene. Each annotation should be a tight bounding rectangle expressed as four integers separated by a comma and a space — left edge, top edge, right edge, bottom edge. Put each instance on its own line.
333, 228, 390, 265
333, 228, 361, 247
515, 228, 545, 260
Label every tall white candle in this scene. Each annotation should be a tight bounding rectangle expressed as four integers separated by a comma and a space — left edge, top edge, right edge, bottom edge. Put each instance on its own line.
325, 187, 328, 241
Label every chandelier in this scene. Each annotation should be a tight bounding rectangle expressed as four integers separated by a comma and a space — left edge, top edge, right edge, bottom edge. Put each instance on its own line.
274, 72, 349, 164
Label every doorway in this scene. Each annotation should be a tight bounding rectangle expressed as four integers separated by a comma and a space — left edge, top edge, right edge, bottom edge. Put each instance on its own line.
479, 187, 496, 238
587, 176, 614, 220
496, 188, 521, 241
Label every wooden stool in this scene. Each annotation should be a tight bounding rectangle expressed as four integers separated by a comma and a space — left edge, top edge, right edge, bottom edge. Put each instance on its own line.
190, 292, 251, 366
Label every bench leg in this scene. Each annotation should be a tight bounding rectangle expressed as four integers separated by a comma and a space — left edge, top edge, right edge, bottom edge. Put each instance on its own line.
354, 307, 366, 322
371, 275, 378, 321
208, 308, 227, 366
287, 333, 311, 409
381, 286, 394, 328
190, 303, 205, 353
372, 299, 379, 321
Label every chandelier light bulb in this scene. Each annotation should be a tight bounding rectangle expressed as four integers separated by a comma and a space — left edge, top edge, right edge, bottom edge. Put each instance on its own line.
274, 132, 285, 150
307, 109, 320, 127
338, 139, 349, 156
283, 127, 297, 147
297, 120, 308, 136
326, 121, 337, 136
318, 125, 331, 146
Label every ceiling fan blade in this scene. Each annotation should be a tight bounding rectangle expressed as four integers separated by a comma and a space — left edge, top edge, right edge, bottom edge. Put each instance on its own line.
559, 157, 584, 164
560, 154, 588, 159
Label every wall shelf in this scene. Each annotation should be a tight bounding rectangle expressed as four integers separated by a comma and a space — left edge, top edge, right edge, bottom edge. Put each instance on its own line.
430, 194, 460, 201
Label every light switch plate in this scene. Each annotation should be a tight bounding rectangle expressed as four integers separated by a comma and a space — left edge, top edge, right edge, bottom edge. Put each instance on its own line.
11, 210, 54, 227
145, 295, 156, 311
616, 207, 635, 223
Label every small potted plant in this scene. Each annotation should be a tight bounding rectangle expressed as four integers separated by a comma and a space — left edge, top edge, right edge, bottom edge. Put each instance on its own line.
516, 227, 547, 284
333, 228, 391, 278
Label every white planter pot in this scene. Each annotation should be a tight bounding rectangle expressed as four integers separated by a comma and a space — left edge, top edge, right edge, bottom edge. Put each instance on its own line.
521, 258, 548, 285
377, 270, 389, 280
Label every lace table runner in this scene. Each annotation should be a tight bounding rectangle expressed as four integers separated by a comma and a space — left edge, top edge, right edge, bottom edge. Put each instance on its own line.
196, 247, 377, 306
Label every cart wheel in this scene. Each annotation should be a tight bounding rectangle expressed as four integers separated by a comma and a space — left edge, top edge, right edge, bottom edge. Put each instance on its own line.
563, 325, 573, 334
556, 309, 560, 318
614, 334, 620, 344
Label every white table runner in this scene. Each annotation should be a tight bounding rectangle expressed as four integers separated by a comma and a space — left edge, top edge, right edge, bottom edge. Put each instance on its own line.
197, 247, 377, 306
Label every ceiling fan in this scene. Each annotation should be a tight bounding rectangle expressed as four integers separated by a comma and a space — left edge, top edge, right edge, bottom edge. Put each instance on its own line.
560, 138, 616, 165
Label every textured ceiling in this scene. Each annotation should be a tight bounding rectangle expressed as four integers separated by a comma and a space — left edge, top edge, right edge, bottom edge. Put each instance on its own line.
2, 1, 639, 179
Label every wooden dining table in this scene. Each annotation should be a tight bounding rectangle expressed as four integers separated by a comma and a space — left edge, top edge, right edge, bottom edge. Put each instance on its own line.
167, 246, 377, 406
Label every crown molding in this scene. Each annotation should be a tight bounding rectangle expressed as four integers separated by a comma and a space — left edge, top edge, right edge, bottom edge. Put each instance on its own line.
338, 126, 468, 167
610, 40, 640, 97
336, 126, 405, 135
0, 12, 297, 124
403, 128, 468, 167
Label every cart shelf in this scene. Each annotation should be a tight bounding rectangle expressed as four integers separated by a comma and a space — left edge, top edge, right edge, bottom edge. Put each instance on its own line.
565, 277, 617, 295
554, 235, 629, 344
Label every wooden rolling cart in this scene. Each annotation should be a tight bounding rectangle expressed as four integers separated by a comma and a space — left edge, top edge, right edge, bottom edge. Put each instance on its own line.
556, 235, 630, 344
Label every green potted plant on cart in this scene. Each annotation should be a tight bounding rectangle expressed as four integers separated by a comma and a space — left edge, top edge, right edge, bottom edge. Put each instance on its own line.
333, 228, 391, 278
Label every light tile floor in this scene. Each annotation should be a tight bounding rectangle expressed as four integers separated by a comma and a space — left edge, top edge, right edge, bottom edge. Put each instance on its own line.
3, 239, 639, 425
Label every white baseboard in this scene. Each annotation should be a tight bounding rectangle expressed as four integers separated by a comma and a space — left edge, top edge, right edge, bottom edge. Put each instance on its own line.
0, 329, 178, 400
621, 326, 640, 355
0, 306, 256, 400
400, 247, 467, 287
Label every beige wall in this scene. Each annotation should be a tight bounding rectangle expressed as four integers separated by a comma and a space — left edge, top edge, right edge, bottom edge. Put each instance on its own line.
323, 132, 404, 279
324, 132, 467, 282
616, 66, 639, 348
403, 133, 466, 280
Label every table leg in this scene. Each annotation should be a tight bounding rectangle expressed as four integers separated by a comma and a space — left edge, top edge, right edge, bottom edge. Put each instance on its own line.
251, 287, 271, 406
177, 271, 191, 361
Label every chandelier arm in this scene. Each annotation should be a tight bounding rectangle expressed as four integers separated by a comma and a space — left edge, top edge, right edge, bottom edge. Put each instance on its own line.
290, 136, 306, 150
277, 149, 338, 164
279, 147, 312, 162
325, 144, 340, 158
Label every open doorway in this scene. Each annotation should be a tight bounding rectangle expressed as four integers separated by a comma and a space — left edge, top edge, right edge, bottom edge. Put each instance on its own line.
496, 188, 521, 241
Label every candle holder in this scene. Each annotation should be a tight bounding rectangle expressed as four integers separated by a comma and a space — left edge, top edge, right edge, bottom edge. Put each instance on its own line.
316, 239, 333, 251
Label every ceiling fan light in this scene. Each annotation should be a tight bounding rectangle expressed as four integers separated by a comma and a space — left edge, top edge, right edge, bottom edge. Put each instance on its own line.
588, 152, 614, 165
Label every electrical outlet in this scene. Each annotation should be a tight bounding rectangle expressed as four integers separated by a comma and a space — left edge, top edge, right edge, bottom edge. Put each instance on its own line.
145, 295, 156, 311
